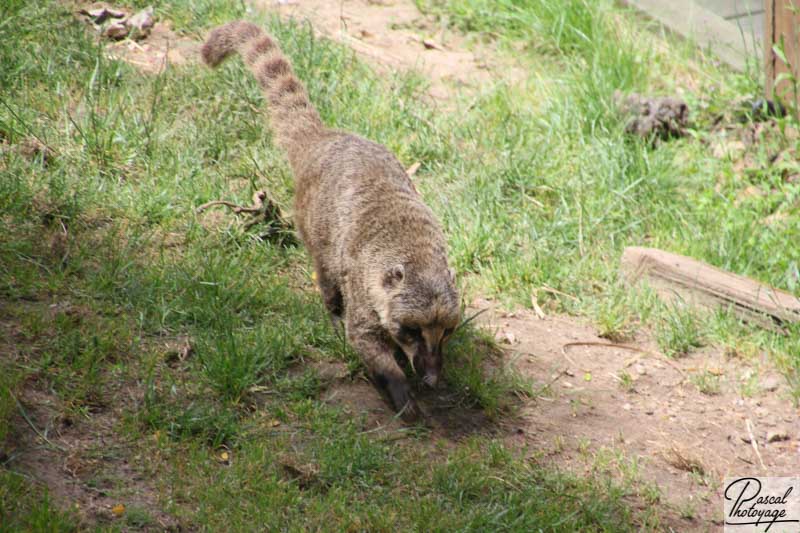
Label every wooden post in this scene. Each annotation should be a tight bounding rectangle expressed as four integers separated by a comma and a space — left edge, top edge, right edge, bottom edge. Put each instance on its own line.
765, 0, 800, 106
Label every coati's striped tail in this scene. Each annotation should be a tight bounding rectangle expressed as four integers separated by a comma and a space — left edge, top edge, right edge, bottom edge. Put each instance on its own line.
201, 21, 324, 161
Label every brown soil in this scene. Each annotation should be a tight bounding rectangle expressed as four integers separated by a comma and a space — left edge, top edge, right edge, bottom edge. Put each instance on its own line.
104, 21, 200, 74
260, 0, 526, 101
1, 301, 178, 530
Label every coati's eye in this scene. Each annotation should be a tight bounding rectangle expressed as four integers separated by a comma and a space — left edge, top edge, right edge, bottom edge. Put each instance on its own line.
398, 326, 421, 342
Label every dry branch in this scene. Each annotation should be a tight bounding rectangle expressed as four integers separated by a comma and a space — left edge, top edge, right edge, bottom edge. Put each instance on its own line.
196, 190, 297, 245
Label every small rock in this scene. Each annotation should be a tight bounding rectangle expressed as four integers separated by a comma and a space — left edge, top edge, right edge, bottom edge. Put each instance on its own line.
622, 403, 632, 411
645, 409, 654, 415
767, 430, 790, 443
126, 6, 155, 40
634, 364, 647, 376
760, 376, 781, 392
500, 331, 517, 345
564, 369, 575, 377
104, 21, 128, 40
79, 3, 127, 23
740, 434, 752, 444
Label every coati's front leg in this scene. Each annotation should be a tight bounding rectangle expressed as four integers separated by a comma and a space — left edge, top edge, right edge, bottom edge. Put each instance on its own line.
315, 266, 344, 328
345, 312, 420, 421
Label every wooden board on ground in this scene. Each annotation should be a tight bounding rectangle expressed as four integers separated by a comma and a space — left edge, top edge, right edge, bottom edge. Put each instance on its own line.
620, 246, 800, 329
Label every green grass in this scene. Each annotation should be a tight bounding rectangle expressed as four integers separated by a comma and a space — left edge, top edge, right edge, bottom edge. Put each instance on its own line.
2, 0, 799, 528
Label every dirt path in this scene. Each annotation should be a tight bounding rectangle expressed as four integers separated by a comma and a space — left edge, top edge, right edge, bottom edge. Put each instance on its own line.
260, 0, 525, 100
477, 302, 799, 527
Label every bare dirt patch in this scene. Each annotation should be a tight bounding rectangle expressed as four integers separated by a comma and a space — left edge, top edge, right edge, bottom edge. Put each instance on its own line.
258, 0, 525, 100
104, 20, 200, 74
75, 3, 199, 74
0, 301, 177, 530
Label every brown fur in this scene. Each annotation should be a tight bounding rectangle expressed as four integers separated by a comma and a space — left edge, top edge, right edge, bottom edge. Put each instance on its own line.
202, 21, 460, 420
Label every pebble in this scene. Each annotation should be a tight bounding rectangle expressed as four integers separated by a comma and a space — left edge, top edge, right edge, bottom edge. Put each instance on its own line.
767, 430, 790, 443
760, 376, 781, 392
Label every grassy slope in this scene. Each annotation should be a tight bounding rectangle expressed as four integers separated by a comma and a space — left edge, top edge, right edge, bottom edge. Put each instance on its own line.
0, 0, 674, 530
417, 0, 800, 389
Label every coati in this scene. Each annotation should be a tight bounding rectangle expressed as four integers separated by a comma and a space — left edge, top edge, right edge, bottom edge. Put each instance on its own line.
201, 21, 460, 420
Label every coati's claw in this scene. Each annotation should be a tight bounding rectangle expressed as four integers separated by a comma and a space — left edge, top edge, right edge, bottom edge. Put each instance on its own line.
387, 378, 421, 422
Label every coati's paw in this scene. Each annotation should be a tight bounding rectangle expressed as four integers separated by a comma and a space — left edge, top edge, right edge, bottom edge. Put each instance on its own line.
379, 374, 422, 422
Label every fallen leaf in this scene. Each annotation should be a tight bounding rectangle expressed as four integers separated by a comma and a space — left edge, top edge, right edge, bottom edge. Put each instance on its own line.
531, 293, 546, 319
269, 419, 281, 427
112, 503, 125, 517
406, 161, 421, 177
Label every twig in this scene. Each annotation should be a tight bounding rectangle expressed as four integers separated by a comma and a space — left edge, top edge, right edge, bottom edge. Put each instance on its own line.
10, 391, 66, 453
196, 190, 297, 243
539, 285, 579, 302
745, 418, 766, 470
533, 369, 567, 396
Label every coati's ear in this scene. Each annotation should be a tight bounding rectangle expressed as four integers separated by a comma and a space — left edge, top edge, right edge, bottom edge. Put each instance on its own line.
383, 264, 405, 289
448, 267, 456, 283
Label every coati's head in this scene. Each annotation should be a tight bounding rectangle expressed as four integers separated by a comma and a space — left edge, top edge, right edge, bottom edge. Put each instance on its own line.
375, 263, 460, 388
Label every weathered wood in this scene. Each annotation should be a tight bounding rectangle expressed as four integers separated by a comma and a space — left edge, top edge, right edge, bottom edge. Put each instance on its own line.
765, 0, 800, 103
624, 0, 759, 72
620, 247, 800, 328
696, 0, 764, 19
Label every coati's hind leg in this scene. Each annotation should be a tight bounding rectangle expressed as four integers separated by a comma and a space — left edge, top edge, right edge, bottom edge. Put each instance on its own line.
345, 314, 420, 422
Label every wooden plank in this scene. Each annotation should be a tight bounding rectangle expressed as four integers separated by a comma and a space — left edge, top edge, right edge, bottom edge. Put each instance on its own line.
624, 0, 759, 71
729, 12, 765, 42
696, 0, 764, 19
765, 0, 800, 104
620, 247, 800, 328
